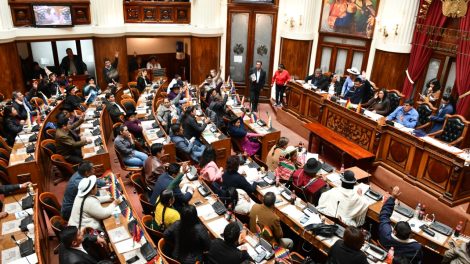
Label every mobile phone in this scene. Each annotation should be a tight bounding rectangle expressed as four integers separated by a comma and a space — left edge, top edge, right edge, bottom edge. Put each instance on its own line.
126, 255, 140, 264
193, 201, 203, 206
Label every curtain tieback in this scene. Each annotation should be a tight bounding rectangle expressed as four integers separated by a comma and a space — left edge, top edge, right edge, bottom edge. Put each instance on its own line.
405, 69, 414, 84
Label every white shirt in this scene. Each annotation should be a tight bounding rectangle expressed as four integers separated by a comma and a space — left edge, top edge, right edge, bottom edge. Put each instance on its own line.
256, 69, 261, 83
114, 102, 125, 113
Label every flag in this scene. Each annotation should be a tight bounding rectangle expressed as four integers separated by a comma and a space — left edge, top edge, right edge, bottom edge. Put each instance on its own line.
240, 95, 244, 106
167, 173, 184, 190
356, 103, 362, 113
267, 112, 272, 129
250, 113, 257, 123
133, 223, 144, 243
345, 98, 351, 109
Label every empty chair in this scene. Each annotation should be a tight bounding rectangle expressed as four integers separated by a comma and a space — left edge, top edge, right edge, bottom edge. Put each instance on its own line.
46, 129, 56, 139
158, 238, 181, 264
428, 114, 469, 147
39, 192, 62, 218
130, 173, 146, 194
139, 193, 155, 215
40, 139, 57, 156
387, 90, 404, 114
50, 154, 76, 185
120, 98, 137, 113
416, 102, 437, 131
50, 215, 68, 238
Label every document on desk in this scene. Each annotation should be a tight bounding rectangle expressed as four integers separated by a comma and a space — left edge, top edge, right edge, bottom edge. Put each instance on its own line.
1, 218, 21, 235
245, 168, 261, 183
259, 186, 280, 196
3, 202, 23, 214
2, 246, 21, 263
206, 217, 229, 238
196, 204, 217, 220
14, 208, 34, 219
115, 237, 146, 254
202, 132, 218, 144
9, 253, 38, 264
123, 250, 147, 264
280, 205, 305, 223
326, 173, 342, 186
390, 211, 411, 223
108, 226, 131, 243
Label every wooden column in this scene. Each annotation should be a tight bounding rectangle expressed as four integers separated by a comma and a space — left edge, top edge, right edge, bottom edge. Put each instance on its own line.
370, 50, 410, 92
0, 42, 24, 96
190, 36, 220, 85
93, 36, 128, 90
279, 38, 312, 80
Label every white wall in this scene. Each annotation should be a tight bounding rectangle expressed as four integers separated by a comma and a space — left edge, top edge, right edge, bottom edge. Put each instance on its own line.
126, 37, 191, 55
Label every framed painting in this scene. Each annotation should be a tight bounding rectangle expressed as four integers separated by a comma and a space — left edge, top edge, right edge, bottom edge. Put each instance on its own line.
320, 0, 379, 39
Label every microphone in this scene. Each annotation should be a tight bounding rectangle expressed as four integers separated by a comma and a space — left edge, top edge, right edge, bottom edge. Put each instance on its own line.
11, 235, 20, 245
334, 201, 340, 219
16, 133, 35, 158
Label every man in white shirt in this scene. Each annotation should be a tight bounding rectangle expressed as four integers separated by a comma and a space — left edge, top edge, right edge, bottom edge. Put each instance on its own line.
167, 74, 183, 93
317, 170, 369, 227
248, 61, 266, 112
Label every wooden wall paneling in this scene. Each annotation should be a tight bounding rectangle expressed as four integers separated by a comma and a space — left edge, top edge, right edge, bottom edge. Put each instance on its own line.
10, 4, 32, 26
370, 50, 410, 92
190, 36, 220, 85
127, 53, 190, 82
93, 37, 129, 90
0, 42, 25, 96
279, 38, 312, 80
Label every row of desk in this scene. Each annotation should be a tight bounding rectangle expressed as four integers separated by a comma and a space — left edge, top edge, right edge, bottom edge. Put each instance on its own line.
284, 81, 470, 208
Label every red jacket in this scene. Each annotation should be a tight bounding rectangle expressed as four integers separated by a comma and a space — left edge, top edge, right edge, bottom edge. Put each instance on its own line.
292, 169, 326, 196
272, 70, 291, 86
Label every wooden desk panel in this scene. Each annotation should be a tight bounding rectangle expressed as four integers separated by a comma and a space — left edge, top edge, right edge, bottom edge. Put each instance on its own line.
285, 81, 325, 123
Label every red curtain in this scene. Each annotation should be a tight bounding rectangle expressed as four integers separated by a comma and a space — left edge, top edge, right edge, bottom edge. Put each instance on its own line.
402, 0, 448, 98
456, 14, 470, 120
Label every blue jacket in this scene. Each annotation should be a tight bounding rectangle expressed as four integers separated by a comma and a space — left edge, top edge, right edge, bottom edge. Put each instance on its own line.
429, 103, 454, 133
222, 171, 257, 196
379, 197, 422, 263
150, 172, 192, 207
386, 106, 419, 128
61, 172, 106, 220
227, 118, 247, 138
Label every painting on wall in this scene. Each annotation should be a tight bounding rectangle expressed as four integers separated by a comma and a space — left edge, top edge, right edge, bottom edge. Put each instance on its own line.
320, 0, 378, 39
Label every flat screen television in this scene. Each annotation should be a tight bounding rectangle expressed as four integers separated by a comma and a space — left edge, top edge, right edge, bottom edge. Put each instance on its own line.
32, 5, 73, 27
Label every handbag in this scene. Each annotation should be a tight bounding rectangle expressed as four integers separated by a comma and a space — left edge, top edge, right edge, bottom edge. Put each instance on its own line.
304, 223, 338, 238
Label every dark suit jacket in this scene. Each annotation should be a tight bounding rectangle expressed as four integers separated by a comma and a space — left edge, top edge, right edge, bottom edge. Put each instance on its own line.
104, 101, 123, 123
3, 116, 23, 146
60, 55, 88, 75
430, 103, 454, 133
249, 67, 266, 91
103, 57, 119, 84
182, 116, 207, 140
207, 238, 252, 264
0, 184, 20, 195
136, 76, 150, 93
55, 128, 87, 160
150, 172, 191, 207
12, 100, 29, 121
305, 74, 329, 91
59, 245, 98, 264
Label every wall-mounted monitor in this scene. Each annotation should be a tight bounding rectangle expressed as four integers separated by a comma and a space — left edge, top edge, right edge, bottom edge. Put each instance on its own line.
32, 5, 73, 27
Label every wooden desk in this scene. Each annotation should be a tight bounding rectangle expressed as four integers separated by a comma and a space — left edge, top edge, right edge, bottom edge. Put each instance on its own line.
198, 119, 231, 168
285, 81, 326, 123
0, 191, 44, 263
102, 173, 161, 263
304, 122, 375, 170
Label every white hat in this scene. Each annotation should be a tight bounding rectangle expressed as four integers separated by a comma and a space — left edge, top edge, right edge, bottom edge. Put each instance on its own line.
77, 175, 97, 197
346, 67, 360, 75
282, 146, 298, 156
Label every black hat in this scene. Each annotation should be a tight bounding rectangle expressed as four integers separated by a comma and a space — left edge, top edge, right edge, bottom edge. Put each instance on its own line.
125, 111, 137, 119
65, 85, 76, 93
341, 170, 356, 184
304, 158, 322, 175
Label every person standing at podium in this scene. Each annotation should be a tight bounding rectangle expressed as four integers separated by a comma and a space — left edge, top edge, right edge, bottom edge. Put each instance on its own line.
60, 48, 88, 76
249, 61, 266, 113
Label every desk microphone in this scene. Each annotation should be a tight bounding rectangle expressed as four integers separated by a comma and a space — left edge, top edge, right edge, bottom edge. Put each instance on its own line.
16, 133, 35, 157
334, 201, 340, 219
11, 234, 33, 263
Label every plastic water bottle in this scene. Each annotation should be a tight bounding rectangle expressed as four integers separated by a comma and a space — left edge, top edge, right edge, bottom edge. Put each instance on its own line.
114, 212, 120, 225
414, 203, 421, 219
455, 221, 463, 237
340, 164, 345, 174
385, 247, 394, 264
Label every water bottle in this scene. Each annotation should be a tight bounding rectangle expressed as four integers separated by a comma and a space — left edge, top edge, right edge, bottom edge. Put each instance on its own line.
340, 164, 345, 174
385, 247, 394, 264
114, 212, 120, 225
414, 203, 421, 219
455, 221, 463, 237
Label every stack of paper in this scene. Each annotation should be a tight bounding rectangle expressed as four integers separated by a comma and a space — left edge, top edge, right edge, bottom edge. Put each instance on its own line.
108, 226, 131, 243
206, 217, 229, 238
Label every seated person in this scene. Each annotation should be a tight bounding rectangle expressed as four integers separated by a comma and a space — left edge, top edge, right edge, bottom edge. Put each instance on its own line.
57, 104, 84, 134
222, 187, 256, 215
64, 85, 85, 111
249, 192, 293, 249
442, 241, 470, 264
207, 222, 252, 264
344, 78, 367, 104
124, 111, 143, 140
181, 106, 209, 140
2, 106, 24, 146
39, 72, 64, 98
58, 226, 107, 264
146, 56, 161, 70
167, 74, 184, 94
168, 84, 188, 107
327, 73, 342, 96
68, 176, 121, 231
327, 226, 368, 264
12, 91, 34, 120
386, 99, 419, 128
266, 137, 289, 171
420, 78, 441, 104
275, 146, 302, 182
304, 68, 328, 90
429, 95, 454, 133
227, 115, 262, 156
154, 189, 180, 230
157, 98, 179, 133
83, 77, 100, 105
362, 88, 391, 115
114, 125, 148, 167
56, 116, 91, 164
207, 93, 229, 128
379, 186, 422, 263
103, 93, 125, 123
61, 161, 106, 221
170, 124, 206, 162
199, 146, 223, 183
163, 205, 211, 264
317, 170, 369, 227
222, 156, 258, 198
143, 143, 166, 189
0, 182, 31, 219
136, 69, 151, 93
150, 163, 193, 208
292, 158, 327, 205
